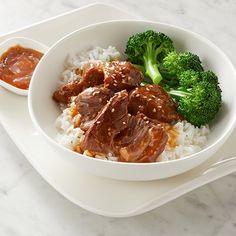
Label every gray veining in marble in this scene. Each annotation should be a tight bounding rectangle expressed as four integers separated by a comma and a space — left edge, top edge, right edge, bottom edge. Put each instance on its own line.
0, 0, 236, 235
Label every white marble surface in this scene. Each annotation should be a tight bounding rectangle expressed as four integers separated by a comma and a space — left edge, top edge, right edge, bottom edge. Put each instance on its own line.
0, 0, 236, 235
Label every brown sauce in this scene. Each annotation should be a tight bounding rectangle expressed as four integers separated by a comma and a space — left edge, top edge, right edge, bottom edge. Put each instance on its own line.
164, 124, 179, 148
0, 45, 43, 89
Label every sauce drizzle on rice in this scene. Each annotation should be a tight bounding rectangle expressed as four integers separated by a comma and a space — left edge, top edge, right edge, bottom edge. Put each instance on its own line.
53, 46, 210, 163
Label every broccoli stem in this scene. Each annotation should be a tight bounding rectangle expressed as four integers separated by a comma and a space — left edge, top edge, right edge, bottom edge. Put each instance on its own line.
168, 89, 191, 98
144, 58, 163, 84
168, 90, 190, 97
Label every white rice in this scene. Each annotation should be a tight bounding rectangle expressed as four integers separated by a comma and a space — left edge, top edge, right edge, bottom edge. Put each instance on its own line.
159, 121, 209, 161
61, 46, 121, 84
55, 104, 84, 151
55, 46, 210, 162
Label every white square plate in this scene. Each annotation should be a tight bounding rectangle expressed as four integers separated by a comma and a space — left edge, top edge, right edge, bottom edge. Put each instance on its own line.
0, 3, 236, 217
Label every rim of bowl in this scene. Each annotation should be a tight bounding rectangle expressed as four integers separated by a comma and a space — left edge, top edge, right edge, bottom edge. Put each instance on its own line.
28, 19, 236, 166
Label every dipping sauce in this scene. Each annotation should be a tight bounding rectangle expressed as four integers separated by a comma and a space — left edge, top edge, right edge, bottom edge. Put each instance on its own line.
0, 45, 43, 89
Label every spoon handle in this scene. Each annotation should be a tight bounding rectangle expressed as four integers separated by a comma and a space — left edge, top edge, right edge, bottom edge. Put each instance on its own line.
203, 156, 236, 175
131, 157, 236, 216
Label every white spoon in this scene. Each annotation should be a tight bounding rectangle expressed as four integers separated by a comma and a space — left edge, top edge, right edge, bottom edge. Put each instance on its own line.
0, 37, 48, 96
129, 156, 236, 216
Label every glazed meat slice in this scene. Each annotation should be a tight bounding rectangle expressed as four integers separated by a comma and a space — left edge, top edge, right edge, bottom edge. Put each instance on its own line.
103, 61, 143, 92
113, 114, 168, 163
75, 87, 114, 131
52, 80, 84, 104
128, 85, 182, 123
53, 66, 104, 104
82, 66, 104, 87
80, 90, 129, 155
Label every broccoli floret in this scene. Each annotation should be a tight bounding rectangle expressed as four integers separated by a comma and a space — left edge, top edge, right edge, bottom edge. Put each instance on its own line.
125, 30, 222, 126
125, 30, 175, 84
161, 51, 204, 78
178, 70, 201, 88
169, 71, 222, 126
179, 70, 219, 88
200, 70, 219, 84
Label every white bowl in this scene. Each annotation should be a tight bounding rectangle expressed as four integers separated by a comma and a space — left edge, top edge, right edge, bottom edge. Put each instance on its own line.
0, 37, 48, 96
28, 20, 236, 181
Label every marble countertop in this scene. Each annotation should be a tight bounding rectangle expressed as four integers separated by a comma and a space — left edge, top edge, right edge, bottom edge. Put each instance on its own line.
0, 0, 236, 235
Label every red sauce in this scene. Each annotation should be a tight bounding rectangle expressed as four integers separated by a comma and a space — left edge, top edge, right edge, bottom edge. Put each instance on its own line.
0, 45, 43, 89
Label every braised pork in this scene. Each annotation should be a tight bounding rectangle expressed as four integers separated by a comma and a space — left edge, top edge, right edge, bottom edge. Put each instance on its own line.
113, 114, 168, 162
53, 66, 104, 104
103, 61, 143, 91
75, 87, 114, 131
80, 90, 129, 155
128, 84, 181, 123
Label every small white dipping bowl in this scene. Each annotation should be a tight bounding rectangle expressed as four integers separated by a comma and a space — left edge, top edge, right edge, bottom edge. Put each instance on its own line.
29, 20, 236, 181
0, 37, 48, 96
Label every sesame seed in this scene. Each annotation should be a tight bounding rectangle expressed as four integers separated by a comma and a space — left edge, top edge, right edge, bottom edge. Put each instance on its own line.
96, 121, 101, 124
148, 98, 152, 101
153, 108, 156, 112
136, 94, 140, 97
122, 121, 126, 125
146, 121, 150, 124
111, 108, 115, 112
146, 87, 150, 91
93, 91, 100, 95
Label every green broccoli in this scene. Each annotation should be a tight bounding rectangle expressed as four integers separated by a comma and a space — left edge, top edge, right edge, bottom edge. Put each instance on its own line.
161, 51, 204, 78
178, 69, 200, 87
168, 71, 222, 126
125, 30, 175, 84
179, 70, 219, 88
125, 30, 222, 126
